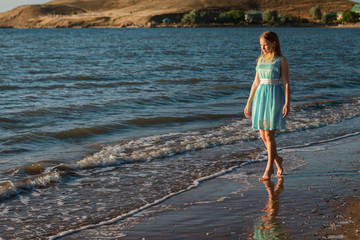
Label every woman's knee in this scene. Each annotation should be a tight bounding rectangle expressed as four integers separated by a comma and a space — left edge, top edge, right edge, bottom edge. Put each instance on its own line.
259, 131, 267, 144
264, 131, 275, 142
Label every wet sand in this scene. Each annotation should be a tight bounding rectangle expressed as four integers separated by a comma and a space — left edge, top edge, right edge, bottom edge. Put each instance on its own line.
59, 134, 360, 239
322, 187, 360, 239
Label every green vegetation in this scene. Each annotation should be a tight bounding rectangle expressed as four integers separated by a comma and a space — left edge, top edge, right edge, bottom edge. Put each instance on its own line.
278, 14, 294, 25
219, 10, 245, 24
245, 10, 262, 24
321, 12, 337, 24
261, 10, 294, 25
181, 10, 210, 24
310, 6, 322, 20
178, 4, 359, 27
181, 8, 291, 26
296, 18, 309, 23
262, 9, 278, 24
342, 10, 358, 23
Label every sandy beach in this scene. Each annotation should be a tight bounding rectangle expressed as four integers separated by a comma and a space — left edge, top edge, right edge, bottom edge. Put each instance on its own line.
55, 132, 360, 239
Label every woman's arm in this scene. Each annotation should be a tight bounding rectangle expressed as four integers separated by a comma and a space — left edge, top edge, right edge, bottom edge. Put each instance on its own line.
281, 58, 290, 118
244, 71, 260, 118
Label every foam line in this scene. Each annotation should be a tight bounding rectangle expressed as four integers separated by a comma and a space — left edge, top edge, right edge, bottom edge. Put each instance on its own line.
281, 131, 360, 150
49, 161, 251, 240
2, 101, 360, 203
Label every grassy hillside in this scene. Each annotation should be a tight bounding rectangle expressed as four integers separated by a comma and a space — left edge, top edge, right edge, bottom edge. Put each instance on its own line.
0, 0, 355, 28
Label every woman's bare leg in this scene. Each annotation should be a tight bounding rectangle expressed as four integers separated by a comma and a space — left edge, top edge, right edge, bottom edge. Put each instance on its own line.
275, 156, 284, 176
260, 130, 283, 176
259, 130, 280, 181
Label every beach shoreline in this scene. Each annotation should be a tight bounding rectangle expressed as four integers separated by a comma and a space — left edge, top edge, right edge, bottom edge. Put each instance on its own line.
0, 0, 357, 29
1, 22, 360, 29
56, 133, 360, 239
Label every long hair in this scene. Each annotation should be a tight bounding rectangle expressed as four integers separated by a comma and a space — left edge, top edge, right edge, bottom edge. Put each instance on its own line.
259, 31, 282, 60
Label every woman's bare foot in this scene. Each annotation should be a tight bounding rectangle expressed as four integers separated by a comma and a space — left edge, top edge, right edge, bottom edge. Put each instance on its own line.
274, 156, 284, 176
259, 168, 274, 181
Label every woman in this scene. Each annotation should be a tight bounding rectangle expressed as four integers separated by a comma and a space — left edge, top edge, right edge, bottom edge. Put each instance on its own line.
244, 31, 290, 181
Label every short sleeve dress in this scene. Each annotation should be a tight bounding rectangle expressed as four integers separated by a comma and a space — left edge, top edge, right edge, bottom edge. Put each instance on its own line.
251, 56, 286, 130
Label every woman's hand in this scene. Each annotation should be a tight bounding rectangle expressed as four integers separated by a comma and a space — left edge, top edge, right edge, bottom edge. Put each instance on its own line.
244, 105, 251, 118
282, 104, 290, 118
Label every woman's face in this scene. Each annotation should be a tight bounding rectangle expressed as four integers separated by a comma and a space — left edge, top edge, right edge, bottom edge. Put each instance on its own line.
260, 38, 276, 55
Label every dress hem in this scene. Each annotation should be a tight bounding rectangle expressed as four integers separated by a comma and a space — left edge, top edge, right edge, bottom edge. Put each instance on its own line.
252, 127, 286, 131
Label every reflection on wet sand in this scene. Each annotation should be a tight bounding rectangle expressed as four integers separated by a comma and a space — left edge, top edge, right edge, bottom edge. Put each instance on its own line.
253, 177, 289, 239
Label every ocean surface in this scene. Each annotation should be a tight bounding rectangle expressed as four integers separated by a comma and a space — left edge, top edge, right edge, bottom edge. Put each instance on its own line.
0, 28, 359, 239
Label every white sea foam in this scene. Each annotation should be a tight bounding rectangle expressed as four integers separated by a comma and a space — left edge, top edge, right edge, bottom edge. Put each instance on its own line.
49, 161, 250, 240
192, 196, 230, 205
0, 204, 10, 214
69, 98, 360, 172
0, 172, 63, 200
282, 131, 360, 151
19, 196, 30, 206
327, 235, 344, 239
2, 100, 359, 202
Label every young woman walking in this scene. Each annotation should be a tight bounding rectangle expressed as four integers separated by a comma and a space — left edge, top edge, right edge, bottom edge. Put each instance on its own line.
244, 31, 290, 181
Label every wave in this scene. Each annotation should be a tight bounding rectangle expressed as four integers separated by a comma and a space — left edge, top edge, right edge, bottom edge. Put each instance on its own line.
0, 171, 66, 200
292, 100, 341, 110
45, 126, 117, 139
0, 148, 29, 154
1, 76, 150, 93
156, 78, 203, 84
0, 82, 76, 91
125, 113, 237, 126
49, 161, 251, 240
5, 161, 60, 175
0, 85, 21, 90
76, 97, 360, 170
74, 76, 101, 81
0, 117, 18, 123
35, 123, 128, 140
0, 113, 236, 146
213, 84, 242, 90
1, 123, 126, 146
0, 97, 359, 201
8, 104, 100, 120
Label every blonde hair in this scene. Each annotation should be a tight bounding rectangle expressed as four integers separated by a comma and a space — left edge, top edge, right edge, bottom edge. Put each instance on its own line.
259, 31, 283, 60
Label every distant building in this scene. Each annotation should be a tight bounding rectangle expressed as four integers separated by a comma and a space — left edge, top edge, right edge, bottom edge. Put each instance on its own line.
351, 4, 360, 13
336, 12, 343, 21
338, 4, 360, 21
245, 10, 262, 23
162, 18, 171, 23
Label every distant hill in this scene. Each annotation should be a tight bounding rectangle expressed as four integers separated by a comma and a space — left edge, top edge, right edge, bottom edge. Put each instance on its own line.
0, 0, 355, 28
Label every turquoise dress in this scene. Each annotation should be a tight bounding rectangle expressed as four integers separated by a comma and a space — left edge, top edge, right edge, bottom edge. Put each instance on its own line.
252, 56, 286, 130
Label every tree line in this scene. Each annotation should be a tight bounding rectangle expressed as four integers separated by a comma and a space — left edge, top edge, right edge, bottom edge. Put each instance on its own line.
181, 9, 294, 25
178, 7, 359, 25
310, 6, 360, 24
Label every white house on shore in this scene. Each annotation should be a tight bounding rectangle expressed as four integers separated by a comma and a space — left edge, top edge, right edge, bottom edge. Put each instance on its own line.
336, 3, 360, 20
245, 10, 262, 23
351, 4, 360, 13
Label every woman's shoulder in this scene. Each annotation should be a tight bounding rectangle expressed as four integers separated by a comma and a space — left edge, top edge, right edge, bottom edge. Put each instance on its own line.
280, 55, 287, 61
256, 57, 262, 65
279, 56, 288, 66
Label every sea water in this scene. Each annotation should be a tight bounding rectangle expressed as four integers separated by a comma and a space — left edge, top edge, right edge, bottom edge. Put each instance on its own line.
0, 28, 359, 239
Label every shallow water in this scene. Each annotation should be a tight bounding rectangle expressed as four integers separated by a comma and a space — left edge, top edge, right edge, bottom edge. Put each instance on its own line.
0, 28, 359, 239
